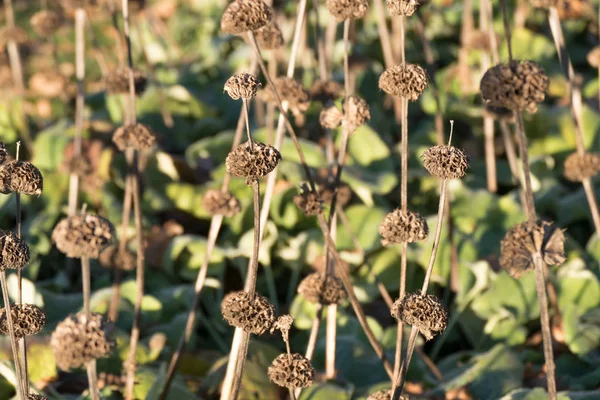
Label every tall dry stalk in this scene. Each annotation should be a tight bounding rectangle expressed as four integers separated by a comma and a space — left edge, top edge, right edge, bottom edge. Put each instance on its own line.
0, 268, 25, 400
81, 253, 100, 400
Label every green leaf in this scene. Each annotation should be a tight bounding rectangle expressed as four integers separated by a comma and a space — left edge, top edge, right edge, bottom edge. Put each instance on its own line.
347, 125, 391, 166
299, 382, 353, 400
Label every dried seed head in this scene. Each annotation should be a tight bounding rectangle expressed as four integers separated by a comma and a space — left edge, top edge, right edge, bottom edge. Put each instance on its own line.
483, 104, 515, 123
271, 314, 294, 335
221, 291, 275, 335
261, 77, 311, 125
379, 63, 428, 100
564, 152, 600, 182
0, 304, 46, 338
587, 46, 600, 69
63, 157, 93, 178
422, 145, 469, 179
344, 95, 371, 133
293, 184, 323, 216
255, 22, 284, 50
226, 141, 281, 184
391, 292, 448, 341
385, 0, 419, 16
499, 220, 566, 278
379, 209, 428, 245
268, 353, 315, 389
0, 230, 30, 271
52, 214, 114, 259
310, 79, 344, 104
467, 29, 495, 51
112, 123, 156, 151
203, 189, 241, 217
104, 67, 148, 95
0, 143, 6, 165
51, 313, 115, 371
224, 73, 262, 100
326, 0, 369, 21
99, 244, 136, 271
367, 390, 410, 400
529, 0, 558, 8
221, 0, 273, 35
28, 395, 48, 400
318, 182, 352, 208
297, 272, 346, 305
30, 10, 61, 36
480, 60, 549, 113
0, 27, 28, 46
319, 105, 344, 130
0, 160, 44, 196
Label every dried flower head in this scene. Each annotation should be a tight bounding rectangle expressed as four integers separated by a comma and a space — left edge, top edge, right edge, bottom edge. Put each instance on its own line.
319, 182, 352, 208
293, 184, 323, 216
379, 63, 428, 100
63, 157, 93, 178
0, 304, 46, 338
483, 104, 515, 123
51, 313, 115, 371
310, 79, 344, 104
326, 0, 369, 21
499, 220, 566, 278
298, 272, 346, 305
563, 152, 600, 182
0, 160, 44, 196
529, 0, 558, 8
27, 394, 48, 400
221, 291, 275, 335
587, 46, 600, 69
30, 10, 61, 36
221, 0, 272, 35
391, 292, 448, 340
254, 22, 284, 50
344, 95, 371, 133
112, 123, 156, 151
261, 77, 311, 125
379, 209, 428, 245
385, 0, 419, 16
224, 73, 262, 100
271, 314, 294, 335
104, 67, 148, 95
203, 189, 241, 217
99, 244, 136, 271
0, 27, 28, 47
0, 143, 6, 165
480, 60, 549, 113
0, 230, 30, 271
52, 214, 114, 259
422, 145, 469, 179
226, 141, 281, 184
268, 353, 315, 389
319, 105, 344, 130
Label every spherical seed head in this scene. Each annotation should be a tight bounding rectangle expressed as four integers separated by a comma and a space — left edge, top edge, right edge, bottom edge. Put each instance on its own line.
274, 314, 293, 332
529, 0, 558, 8
0, 304, 46, 338
0, 230, 30, 271
0, 160, 44, 196
51, 313, 115, 371
226, 141, 281, 184
319, 105, 344, 130
326, 0, 369, 21
587, 46, 600, 68
221, 291, 275, 335
293, 184, 323, 216
112, 123, 156, 151
30, 10, 61, 36
385, 0, 419, 16
499, 220, 565, 278
52, 214, 114, 259
104, 67, 148, 95
319, 183, 352, 208
344, 95, 371, 133
310, 79, 344, 104
379, 63, 428, 100
221, 0, 273, 35
483, 104, 515, 123
0, 143, 6, 164
255, 22, 284, 50
379, 209, 428, 245
391, 293, 448, 341
202, 189, 241, 217
99, 244, 136, 271
422, 145, 469, 179
268, 353, 315, 389
564, 152, 600, 182
480, 60, 549, 113
224, 73, 262, 100
297, 272, 346, 305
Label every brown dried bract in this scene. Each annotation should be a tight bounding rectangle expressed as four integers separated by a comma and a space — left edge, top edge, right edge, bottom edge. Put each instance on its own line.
226, 141, 281, 184
379, 209, 428, 245
318, 180, 352, 208
564, 152, 600, 182
391, 292, 448, 341
310, 79, 343, 104
422, 145, 469, 179
297, 272, 346, 305
319, 105, 344, 130
0, 160, 43, 196
326, 0, 369, 21
224, 72, 262, 100
99, 244, 136, 271
30, 10, 61, 36
254, 22, 284, 50
221, 0, 272, 35
499, 220, 566, 278
0, 304, 46, 338
221, 291, 275, 335
344, 95, 371, 133
52, 214, 114, 259
112, 123, 157, 151
104, 67, 147, 95
587, 46, 600, 68
0, 230, 30, 271
480, 60, 549, 113
261, 77, 311, 125
379, 63, 428, 101
203, 189, 241, 217
293, 184, 323, 216
385, 0, 419, 16
268, 353, 315, 389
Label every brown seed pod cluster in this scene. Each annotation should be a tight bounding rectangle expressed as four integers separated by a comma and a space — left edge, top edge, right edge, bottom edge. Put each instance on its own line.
326, 0, 369, 21
271, 314, 294, 335
499, 220, 566, 278
254, 22, 284, 50
51, 313, 115, 371
52, 214, 114, 259
99, 244, 136, 271
0, 27, 28, 47
202, 189, 241, 217
379, 209, 428, 245
310, 79, 343, 104
385, 0, 419, 16
587, 46, 600, 69
529, 0, 558, 8
480, 60, 549, 113
0, 160, 44, 196
318, 182, 352, 208
0, 143, 6, 165
226, 141, 281, 184
224, 73, 262, 100
391, 292, 448, 341
563, 152, 600, 182
319, 105, 344, 130
30, 10, 61, 36
221, 0, 273, 35
221, 291, 276, 335
112, 123, 157, 151
344, 95, 371, 133
297, 272, 346, 305
0, 304, 46, 338
261, 77, 311, 125
293, 184, 323, 216
379, 63, 428, 101
422, 145, 469, 179
483, 104, 515, 123
27, 394, 48, 400
0, 229, 30, 270
268, 353, 315, 389
104, 67, 148, 95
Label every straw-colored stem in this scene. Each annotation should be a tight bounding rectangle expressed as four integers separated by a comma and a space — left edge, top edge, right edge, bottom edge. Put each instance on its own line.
0, 271, 25, 400
514, 114, 537, 222
373, 0, 395, 67
311, 0, 327, 80
86, 360, 100, 400
582, 178, 600, 237
82, 256, 100, 400
242, 98, 254, 148
483, 116, 497, 193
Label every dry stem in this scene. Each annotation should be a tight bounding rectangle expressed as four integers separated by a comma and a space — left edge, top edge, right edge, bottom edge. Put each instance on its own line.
0, 270, 25, 400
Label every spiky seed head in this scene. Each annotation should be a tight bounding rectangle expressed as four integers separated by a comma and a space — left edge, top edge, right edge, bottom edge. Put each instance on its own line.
254, 22, 284, 50
268, 353, 315, 389
297, 272, 346, 305
0, 230, 30, 271
319, 183, 352, 208
344, 95, 371, 133
224, 73, 262, 100
379, 209, 428, 245
422, 145, 469, 179
0, 160, 44, 196
310, 79, 344, 104
529, 0, 558, 8
221, 0, 272, 35
271, 314, 294, 335
480, 60, 549, 113
52, 214, 114, 259
563, 152, 600, 182
30, 10, 61, 36
326, 0, 369, 21
203, 189, 241, 217
112, 123, 156, 151
104, 67, 148, 95
226, 142, 281, 184
0, 27, 28, 47
587, 46, 600, 69
27, 394, 48, 400
499, 220, 565, 278
0, 143, 6, 165
221, 291, 275, 335
0, 304, 46, 338
379, 63, 428, 100
391, 292, 448, 341
385, 0, 419, 16
293, 184, 323, 216
99, 244, 136, 271
319, 105, 344, 130
482, 104, 515, 123
51, 313, 115, 371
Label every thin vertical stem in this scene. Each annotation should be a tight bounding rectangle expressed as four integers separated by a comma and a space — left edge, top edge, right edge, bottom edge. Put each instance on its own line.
514, 114, 537, 222
86, 360, 100, 400
242, 98, 254, 148
311, 0, 328, 80
0, 271, 25, 400
582, 179, 600, 236
81, 256, 100, 400
499, 0, 513, 62
399, 16, 405, 65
